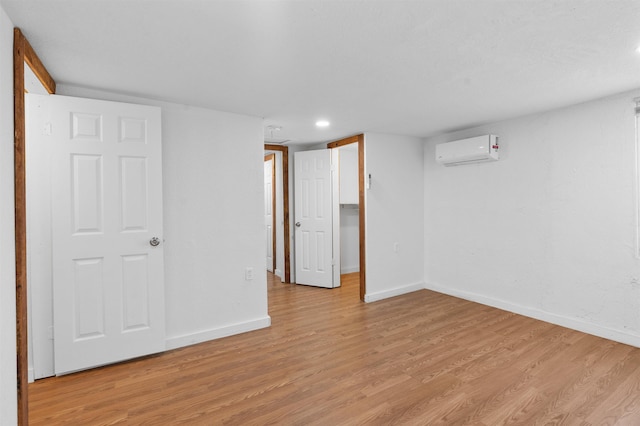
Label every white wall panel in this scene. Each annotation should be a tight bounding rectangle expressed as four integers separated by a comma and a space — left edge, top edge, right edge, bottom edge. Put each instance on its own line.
315, 179, 325, 218
315, 231, 325, 272
73, 258, 105, 340
121, 254, 150, 331
301, 231, 310, 270
301, 179, 310, 218
119, 117, 147, 144
364, 133, 425, 301
120, 156, 148, 232
71, 112, 102, 141
72, 154, 103, 234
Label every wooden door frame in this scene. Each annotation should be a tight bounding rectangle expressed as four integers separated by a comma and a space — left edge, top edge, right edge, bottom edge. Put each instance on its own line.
14, 27, 56, 426
264, 145, 290, 283
264, 153, 276, 273
327, 134, 366, 301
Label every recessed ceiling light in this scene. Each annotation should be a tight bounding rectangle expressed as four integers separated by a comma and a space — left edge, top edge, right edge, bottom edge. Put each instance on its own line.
636, 45, 640, 53
316, 120, 330, 128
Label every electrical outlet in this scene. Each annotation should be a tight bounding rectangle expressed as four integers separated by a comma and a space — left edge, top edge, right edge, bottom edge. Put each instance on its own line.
245, 267, 254, 281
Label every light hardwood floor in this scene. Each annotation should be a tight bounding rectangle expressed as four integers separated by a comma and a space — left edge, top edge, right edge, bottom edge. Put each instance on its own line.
29, 273, 640, 425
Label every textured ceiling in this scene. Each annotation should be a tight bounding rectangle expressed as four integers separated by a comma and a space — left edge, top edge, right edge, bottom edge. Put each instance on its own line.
3, 0, 640, 144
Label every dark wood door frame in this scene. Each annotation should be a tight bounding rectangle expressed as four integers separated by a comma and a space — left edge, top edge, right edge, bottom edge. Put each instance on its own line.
327, 134, 366, 301
264, 144, 290, 283
264, 153, 276, 272
14, 27, 56, 426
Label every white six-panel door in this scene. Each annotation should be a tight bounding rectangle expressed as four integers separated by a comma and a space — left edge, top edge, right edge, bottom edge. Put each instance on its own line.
294, 149, 335, 288
34, 94, 165, 375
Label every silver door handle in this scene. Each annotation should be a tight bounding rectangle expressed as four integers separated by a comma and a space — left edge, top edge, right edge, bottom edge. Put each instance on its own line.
150, 237, 161, 247
295, 222, 301, 227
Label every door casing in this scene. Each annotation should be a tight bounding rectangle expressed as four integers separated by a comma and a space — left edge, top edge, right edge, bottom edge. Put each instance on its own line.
264, 153, 276, 273
264, 144, 291, 283
14, 27, 57, 425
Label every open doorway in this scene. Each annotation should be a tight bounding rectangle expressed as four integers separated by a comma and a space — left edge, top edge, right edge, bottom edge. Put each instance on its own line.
287, 135, 366, 298
328, 134, 366, 300
264, 134, 366, 301
336, 143, 360, 286
264, 144, 290, 283
264, 153, 276, 274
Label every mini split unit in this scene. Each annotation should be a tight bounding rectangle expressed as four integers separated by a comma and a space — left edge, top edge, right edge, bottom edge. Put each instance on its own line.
435, 134, 499, 166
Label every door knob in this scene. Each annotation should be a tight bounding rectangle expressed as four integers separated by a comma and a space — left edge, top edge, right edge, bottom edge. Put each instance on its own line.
295, 222, 301, 227
149, 237, 161, 247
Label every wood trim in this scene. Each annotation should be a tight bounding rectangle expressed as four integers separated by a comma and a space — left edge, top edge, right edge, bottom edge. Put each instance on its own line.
264, 145, 290, 283
357, 134, 366, 302
327, 135, 360, 149
264, 154, 276, 272
14, 27, 56, 426
13, 27, 28, 426
22, 37, 55, 95
327, 134, 366, 301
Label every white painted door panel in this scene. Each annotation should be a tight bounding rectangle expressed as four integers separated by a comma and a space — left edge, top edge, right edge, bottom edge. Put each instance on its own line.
265, 157, 274, 272
36, 94, 165, 375
331, 148, 341, 287
294, 149, 334, 288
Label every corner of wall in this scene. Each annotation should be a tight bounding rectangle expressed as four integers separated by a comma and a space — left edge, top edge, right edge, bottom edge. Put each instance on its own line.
364, 281, 425, 303
165, 316, 271, 351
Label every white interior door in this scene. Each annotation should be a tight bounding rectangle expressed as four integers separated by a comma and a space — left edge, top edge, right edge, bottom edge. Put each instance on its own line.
30, 94, 165, 375
265, 156, 275, 272
26, 94, 55, 379
294, 149, 335, 288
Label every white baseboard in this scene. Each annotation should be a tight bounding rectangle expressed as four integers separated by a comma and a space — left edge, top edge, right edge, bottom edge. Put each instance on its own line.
340, 266, 360, 274
424, 281, 640, 348
165, 316, 271, 351
364, 281, 425, 303
28, 367, 34, 383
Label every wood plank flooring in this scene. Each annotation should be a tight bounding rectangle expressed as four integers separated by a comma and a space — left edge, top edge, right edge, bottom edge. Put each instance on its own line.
28, 273, 640, 425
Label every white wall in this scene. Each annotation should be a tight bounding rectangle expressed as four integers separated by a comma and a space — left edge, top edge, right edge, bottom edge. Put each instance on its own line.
340, 206, 360, 273
339, 144, 359, 273
339, 145, 358, 204
424, 89, 640, 346
57, 85, 270, 350
0, 5, 17, 424
364, 133, 425, 302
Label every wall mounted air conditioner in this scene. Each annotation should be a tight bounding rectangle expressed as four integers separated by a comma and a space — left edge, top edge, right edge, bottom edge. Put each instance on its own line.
435, 135, 499, 166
